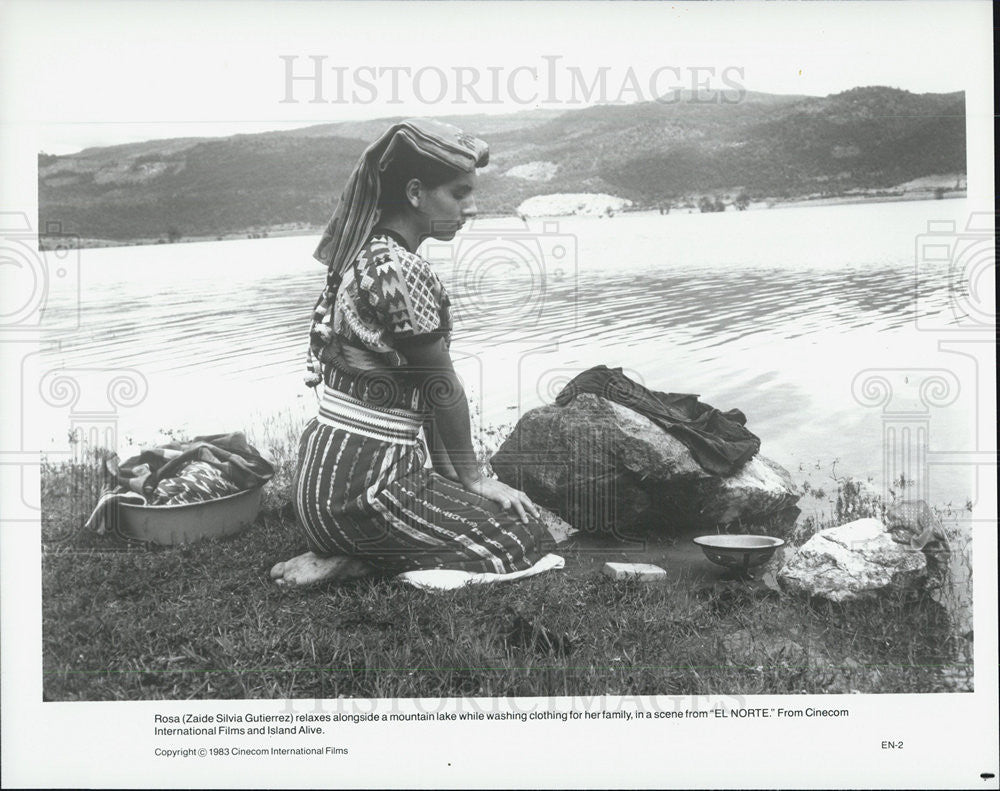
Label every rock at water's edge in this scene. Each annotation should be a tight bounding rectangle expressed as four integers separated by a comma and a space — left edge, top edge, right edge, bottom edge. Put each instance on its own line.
490, 393, 800, 536
777, 518, 928, 602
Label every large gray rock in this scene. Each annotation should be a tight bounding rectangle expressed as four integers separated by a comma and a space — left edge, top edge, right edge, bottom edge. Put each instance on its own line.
489, 393, 800, 537
777, 518, 928, 602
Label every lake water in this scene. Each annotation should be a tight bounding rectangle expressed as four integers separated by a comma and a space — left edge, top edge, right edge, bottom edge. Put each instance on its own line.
39, 198, 979, 507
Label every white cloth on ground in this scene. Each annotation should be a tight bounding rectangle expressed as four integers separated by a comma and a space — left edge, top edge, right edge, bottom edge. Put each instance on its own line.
395, 553, 565, 591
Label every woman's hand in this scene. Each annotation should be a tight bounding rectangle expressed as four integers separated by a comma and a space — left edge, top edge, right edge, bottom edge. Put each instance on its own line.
465, 477, 541, 524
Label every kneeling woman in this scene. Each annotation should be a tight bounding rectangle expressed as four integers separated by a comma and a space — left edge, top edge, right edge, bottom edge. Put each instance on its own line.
272, 119, 561, 587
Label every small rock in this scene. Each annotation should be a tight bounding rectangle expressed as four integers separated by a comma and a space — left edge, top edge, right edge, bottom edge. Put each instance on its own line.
601, 562, 667, 581
885, 500, 951, 586
537, 506, 577, 544
886, 499, 941, 545
759, 545, 798, 592
778, 518, 928, 602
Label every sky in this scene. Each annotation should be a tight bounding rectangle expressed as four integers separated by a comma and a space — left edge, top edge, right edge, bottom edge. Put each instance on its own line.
1, 0, 992, 153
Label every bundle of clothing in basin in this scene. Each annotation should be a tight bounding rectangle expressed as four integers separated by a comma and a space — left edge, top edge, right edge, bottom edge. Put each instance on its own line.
84, 432, 274, 535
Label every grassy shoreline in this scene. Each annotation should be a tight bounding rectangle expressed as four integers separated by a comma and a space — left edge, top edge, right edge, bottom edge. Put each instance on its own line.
40, 412, 973, 701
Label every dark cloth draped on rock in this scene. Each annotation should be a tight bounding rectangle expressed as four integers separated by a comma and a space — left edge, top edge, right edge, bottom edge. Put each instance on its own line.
554, 365, 760, 476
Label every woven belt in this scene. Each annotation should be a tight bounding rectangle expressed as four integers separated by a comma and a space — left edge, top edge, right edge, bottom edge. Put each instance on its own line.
336, 342, 396, 371
317, 385, 424, 445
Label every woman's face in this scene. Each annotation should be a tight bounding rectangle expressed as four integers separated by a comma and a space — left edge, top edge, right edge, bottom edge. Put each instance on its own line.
415, 171, 478, 240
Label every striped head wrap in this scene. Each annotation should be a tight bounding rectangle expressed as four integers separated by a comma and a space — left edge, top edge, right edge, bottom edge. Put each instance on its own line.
305, 118, 489, 388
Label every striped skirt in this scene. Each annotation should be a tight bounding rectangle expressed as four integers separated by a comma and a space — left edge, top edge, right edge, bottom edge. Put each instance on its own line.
293, 384, 555, 575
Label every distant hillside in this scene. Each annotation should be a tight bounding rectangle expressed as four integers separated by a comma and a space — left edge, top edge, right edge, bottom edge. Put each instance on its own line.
38, 87, 965, 243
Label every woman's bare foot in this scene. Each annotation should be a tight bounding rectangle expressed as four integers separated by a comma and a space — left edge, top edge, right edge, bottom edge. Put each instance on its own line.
270, 552, 374, 587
